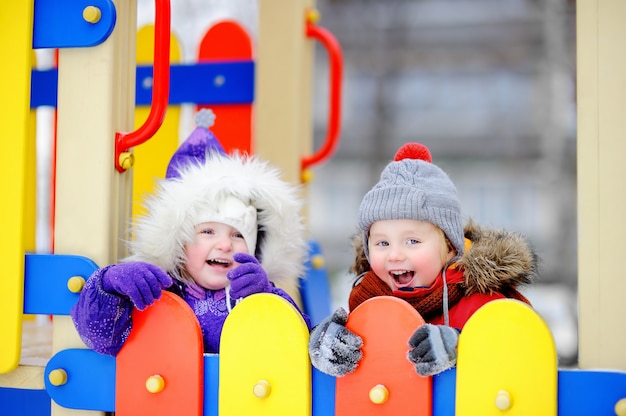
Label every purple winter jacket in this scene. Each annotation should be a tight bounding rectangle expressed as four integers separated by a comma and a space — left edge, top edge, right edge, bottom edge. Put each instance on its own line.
70, 265, 311, 356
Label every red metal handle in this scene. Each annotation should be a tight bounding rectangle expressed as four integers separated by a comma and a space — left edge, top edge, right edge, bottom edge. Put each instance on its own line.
114, 0, 171, 172
302, 14, 343, 171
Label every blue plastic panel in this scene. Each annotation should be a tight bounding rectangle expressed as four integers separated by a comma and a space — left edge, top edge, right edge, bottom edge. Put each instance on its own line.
24, 254, 99, 315
558, 369, 626, 415
33, 0, 116, 48
0, 387, 51, 416
136, 61, 254, 106
31, 61, 254, 109
204, 354, 219, 416
299, 241, 332, 327
45, 348, 115, 411
311, 368, 335, 416
30, 68, 57, 108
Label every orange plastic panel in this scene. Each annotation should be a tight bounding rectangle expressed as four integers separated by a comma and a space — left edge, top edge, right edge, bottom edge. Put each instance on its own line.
116, 291, 204, 416
336, 296, 431, 415
197, 20, 253, 154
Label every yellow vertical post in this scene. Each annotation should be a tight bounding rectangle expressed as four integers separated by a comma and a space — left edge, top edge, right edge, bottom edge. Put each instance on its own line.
256, 0, 314, 184
256, 0, 315, 306
577, 0, 626, 370
0, 0, 35, 374
51, 0, 138, 414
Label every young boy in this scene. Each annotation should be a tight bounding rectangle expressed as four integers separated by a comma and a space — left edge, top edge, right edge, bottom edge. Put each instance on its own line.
309, 142, 537, 377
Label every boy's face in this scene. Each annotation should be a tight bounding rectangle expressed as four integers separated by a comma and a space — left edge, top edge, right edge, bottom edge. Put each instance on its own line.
184, 222, 250, 290
367, 219, 455, 291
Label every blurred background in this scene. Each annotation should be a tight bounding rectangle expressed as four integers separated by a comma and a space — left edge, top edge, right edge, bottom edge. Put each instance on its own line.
35, 0, 578, 365
306, 0, 579, 365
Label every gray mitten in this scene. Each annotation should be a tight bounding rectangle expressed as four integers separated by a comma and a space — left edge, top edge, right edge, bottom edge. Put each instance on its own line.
308, 307, 363, 377
101, 262, 173, 310
407, 323, 460, 376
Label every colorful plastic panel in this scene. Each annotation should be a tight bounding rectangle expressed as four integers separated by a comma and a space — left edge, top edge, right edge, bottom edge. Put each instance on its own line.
299, 240, 332, 327
219, 293, 311, 416
23, 254, 98, 315
456, 299, 558, 415
336, 296, 430, 415
44, 348, 115, 411
32, 0, 116, 48
0, 0, 35, 374
0, 387, 51, 416
116, 291, 204, 416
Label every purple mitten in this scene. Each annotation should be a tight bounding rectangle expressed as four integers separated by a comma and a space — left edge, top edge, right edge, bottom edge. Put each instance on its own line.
227, 252, 272, 299
101, 262, 173, 310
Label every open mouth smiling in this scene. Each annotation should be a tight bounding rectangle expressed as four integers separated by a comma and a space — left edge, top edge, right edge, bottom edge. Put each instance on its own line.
390, 270, 415, 288
206, 258, 232, 268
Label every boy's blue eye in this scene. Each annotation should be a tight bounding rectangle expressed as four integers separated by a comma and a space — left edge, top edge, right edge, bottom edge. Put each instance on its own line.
376, 241, 389, 247
408, 239, 419, 245
201, 228, 214, 235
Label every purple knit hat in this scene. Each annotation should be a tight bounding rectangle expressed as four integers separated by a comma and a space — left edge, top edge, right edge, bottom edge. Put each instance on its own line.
165, 109, 226, 179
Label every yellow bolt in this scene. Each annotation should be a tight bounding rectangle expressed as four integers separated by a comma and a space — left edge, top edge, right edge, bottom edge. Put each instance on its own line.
83, 6, 102, 24
253, 379, 272, 399
311, 254, 325, 269
146, 375, 165, 393
48, 369, 68, 386
67, 276, 86, 293
307, 8, 321, 24
301, 169, 314, 184
119, 152, 134, 170
369, 384, 389, 404
615, 398, 626, 416
495, 390, 512, 411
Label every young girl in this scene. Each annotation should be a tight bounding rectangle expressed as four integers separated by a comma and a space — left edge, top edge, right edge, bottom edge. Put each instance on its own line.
309, 142, 538, 377
71, 110, 311, 355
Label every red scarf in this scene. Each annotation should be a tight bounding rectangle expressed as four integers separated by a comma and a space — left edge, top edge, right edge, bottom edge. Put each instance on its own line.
349, 269, 466, 322
349, 269, 530, 321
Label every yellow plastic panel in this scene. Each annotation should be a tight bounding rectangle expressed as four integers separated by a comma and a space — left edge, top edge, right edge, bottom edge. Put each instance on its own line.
456, 299, 557, 415
132, 25, 182, 220
219, 293, 311, 416
0, 0, 34, 374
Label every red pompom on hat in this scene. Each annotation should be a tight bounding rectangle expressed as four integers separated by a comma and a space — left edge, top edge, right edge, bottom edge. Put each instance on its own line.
393, 142, 432, 163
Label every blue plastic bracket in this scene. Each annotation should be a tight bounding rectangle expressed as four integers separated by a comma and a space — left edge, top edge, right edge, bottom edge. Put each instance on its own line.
45, 349, 115, 411
33, 0, 116, 49
24, 254, 99, 315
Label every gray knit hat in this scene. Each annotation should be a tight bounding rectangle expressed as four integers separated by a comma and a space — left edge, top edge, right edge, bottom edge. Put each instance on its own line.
358, 142, 464, 260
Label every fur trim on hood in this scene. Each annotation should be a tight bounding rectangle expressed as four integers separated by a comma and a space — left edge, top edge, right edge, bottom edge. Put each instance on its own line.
350, 219, 538, 294
125, 153, 308, 292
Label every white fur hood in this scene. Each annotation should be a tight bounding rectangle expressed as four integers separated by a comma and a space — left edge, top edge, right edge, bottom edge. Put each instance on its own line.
125, 153, 308, 292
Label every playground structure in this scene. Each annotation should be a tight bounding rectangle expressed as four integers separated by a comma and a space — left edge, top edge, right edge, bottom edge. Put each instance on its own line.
1, 0, 626, 415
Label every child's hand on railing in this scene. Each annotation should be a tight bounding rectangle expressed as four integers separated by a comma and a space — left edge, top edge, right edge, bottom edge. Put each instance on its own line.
407, 324, 460, 376
101, 262, 173, 310
309, 307, 363, 377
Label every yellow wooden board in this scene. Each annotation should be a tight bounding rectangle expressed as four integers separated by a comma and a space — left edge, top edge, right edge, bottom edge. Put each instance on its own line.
132, 25, 182, 220
337, 296, 430, 415
219, 293, 311, 416
0, 0, 34, 374
456, 299, 557, 416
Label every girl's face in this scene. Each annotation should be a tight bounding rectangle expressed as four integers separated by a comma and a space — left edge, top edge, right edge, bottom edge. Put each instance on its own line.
367, 219, 455, 291
184, 222, 250, 290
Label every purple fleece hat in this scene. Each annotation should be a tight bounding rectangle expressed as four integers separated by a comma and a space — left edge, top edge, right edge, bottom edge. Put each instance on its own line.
165, 109, 226, 179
